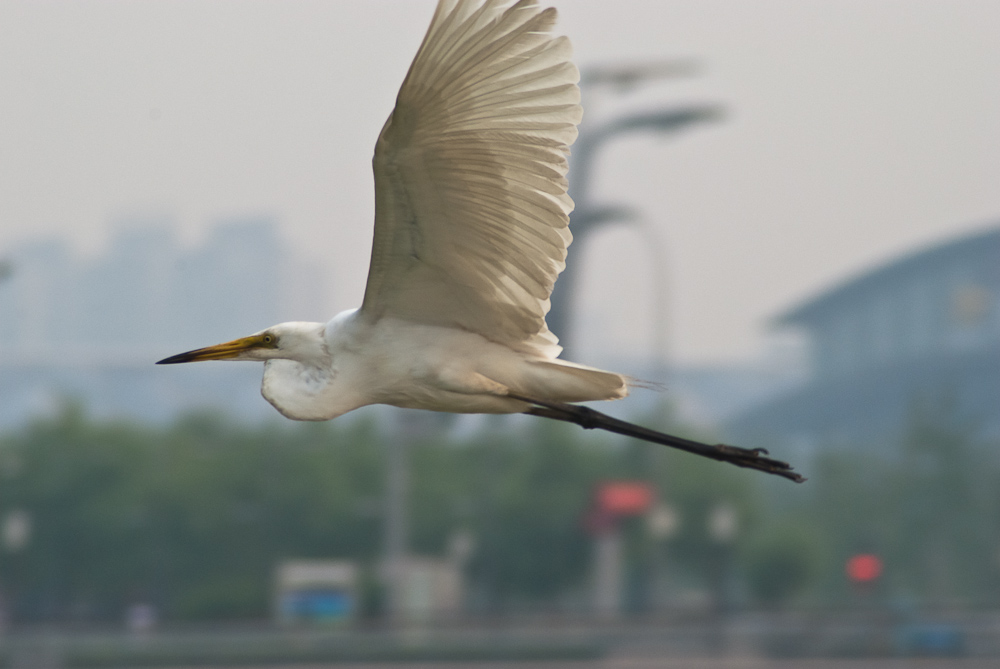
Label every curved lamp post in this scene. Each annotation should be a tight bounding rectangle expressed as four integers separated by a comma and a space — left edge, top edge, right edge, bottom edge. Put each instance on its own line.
549, 105, 724, 357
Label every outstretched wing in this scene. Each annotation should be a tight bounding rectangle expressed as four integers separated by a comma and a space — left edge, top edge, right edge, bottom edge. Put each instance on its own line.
359, 0, 581, 358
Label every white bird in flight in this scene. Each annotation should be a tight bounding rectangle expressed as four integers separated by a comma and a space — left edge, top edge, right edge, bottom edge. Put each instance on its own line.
158, 0, 801, 481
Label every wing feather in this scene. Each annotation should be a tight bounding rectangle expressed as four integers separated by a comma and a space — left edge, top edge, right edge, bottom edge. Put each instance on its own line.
360, 0, 580, 358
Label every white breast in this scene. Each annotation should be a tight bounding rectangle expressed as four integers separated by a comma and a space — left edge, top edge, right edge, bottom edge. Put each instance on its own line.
261, 359, 357, 421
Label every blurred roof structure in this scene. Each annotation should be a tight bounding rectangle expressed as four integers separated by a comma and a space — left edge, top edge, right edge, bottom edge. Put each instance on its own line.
730, 225, 1000, 451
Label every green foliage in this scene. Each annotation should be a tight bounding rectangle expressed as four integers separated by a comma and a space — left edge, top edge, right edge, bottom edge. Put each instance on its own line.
0, 405, 633, 621
0, 406, 385, 621
749, 399, 1000, 608
742, 522, 823, 606
467, 421, 612, 603
1, 397, 997, 622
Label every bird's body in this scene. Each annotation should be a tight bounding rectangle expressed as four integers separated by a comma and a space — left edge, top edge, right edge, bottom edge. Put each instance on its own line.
255, 311, 625, 422
159, 0, 802, 481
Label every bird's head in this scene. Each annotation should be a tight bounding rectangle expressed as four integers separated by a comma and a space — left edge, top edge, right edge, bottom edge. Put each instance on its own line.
156, 322, 328, 366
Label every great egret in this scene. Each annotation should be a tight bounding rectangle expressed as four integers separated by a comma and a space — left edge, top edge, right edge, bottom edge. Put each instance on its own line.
158, 0, 802, 482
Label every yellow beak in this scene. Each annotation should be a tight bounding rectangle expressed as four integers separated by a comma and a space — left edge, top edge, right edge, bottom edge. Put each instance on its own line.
156, 334, 269, 364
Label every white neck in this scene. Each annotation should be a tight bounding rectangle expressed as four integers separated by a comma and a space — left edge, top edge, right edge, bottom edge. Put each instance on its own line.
259, 315, 367, 420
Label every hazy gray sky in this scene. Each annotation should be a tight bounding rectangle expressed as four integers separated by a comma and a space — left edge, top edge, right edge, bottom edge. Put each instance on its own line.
2, 1, 998, 365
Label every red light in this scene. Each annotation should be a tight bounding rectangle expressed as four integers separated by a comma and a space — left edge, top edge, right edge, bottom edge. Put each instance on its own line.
597, 482, 654, 516
846, 554, 882, 583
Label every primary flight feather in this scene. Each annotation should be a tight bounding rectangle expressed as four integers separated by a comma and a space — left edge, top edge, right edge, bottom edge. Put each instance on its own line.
158, 0, 803, 482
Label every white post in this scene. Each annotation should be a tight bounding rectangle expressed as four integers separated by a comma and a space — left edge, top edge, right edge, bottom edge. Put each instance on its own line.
593, 526, 623, 619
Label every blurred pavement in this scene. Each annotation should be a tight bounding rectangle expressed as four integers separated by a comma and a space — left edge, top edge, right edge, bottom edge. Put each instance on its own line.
201, 660, 1000, 669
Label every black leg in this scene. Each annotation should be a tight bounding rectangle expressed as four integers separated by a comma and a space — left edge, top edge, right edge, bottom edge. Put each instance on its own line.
513, 395, 804, 483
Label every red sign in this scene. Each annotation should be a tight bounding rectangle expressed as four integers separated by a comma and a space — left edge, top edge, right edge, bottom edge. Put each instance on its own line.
846, 554, 883, 583
596, 482, 654, 516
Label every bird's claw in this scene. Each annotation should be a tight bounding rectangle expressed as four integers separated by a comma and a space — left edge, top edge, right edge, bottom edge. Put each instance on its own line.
714, 443, 804, 482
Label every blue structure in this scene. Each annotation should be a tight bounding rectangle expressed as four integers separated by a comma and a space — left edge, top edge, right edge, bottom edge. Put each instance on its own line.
730, 226, 1000, 449
279, 588, 354, 623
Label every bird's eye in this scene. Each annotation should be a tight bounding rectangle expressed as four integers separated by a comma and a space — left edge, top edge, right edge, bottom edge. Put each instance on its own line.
262, 334, 275, 345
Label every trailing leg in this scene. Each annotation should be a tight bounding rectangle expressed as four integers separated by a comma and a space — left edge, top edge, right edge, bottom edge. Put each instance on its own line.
512, 395, 804, 483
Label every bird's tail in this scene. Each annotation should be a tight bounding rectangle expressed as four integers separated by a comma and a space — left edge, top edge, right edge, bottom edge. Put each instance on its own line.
523, 359, 628, 404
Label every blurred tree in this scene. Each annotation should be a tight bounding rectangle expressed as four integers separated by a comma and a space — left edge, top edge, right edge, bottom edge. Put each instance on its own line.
780, 397, 1000, 608
0, 405, 385, 621
892, 398, 999, 604
465, 420, 615, 608
2, 394, 998, 624
742, 523, 823, 607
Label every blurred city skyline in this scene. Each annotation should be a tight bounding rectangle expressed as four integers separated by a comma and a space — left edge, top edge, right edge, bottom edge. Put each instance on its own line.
2, 0, 998, 366
0, 215, 329, 358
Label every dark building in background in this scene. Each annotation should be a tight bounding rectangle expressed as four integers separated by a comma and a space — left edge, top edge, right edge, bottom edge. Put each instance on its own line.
730, 226, 1000, 450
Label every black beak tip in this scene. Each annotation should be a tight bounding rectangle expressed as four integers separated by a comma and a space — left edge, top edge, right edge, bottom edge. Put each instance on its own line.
156, 353, 190, 365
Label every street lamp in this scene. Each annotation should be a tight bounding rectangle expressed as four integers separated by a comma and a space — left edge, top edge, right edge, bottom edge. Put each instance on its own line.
580, 59, 700, 91
548, 105, 724, 357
